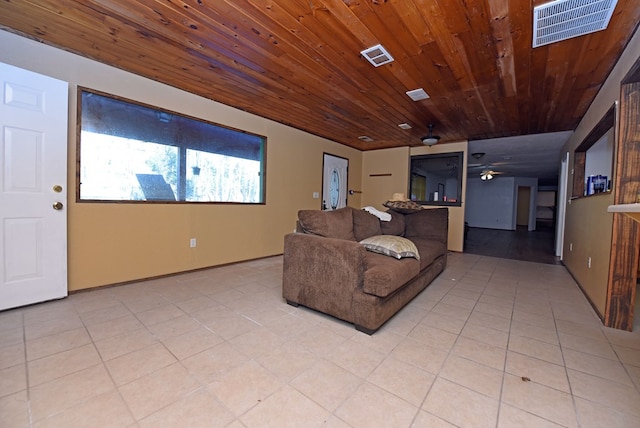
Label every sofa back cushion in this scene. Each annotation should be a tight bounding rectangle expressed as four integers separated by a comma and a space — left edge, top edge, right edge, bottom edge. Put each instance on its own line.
298, 207, 356, 240
352, 209, 382, 241
380, 210, 405, 236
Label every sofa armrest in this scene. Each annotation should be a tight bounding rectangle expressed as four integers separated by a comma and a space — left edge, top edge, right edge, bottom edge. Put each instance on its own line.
404, 208, 448, 245
283, 233, 366, 320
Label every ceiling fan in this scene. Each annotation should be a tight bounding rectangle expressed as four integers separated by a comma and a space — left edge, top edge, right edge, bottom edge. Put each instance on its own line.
480, 168, 503, 180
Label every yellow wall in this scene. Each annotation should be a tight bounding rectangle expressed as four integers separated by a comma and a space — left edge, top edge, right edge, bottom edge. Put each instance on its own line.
1, 30, 361, 291
560, 28, 640, 315
360, 142, 468, 252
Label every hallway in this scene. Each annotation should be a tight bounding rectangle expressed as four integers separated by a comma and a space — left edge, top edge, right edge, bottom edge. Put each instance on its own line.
464, 223, 561, 265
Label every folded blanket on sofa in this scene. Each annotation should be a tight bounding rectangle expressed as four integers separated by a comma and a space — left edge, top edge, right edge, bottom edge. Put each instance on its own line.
362, 206, 392, 221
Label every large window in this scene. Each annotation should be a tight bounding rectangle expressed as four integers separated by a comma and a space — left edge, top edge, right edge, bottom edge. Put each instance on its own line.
78, 89, 266, 203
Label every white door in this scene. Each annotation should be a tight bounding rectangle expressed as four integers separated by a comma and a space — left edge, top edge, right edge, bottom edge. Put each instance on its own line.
0, 62, 68, 310
322, 153, 348, 210
555, 152, 569, 258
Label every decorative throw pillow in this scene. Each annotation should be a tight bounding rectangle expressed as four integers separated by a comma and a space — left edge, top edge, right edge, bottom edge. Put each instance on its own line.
359, 235, 420, 260
383, 199, 424, 214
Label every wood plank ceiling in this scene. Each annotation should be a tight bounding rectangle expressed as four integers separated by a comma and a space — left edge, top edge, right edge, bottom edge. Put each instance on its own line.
0, 0, 638, 151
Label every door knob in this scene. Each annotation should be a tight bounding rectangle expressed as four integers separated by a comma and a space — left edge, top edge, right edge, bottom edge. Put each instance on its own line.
52, 202, 64, 210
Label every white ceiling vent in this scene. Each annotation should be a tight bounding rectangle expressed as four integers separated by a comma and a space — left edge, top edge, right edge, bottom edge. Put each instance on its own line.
360, 44, 394, 67
533, 0, 618, 48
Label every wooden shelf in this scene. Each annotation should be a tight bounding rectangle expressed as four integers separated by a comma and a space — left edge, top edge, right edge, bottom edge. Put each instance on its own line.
607, 203, 640, 223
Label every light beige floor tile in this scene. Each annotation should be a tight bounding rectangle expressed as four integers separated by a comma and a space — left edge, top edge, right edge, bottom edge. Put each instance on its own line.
512, 310, 556, 330
135, 303, 185, 327
77, 301, 131, 326
407, 324, 458, 352
256, 341, 318, 382
105, 342, 176, 386
563, 347, 633, 386
0, 342, 25, 370
228, 327, 287, 359
461, 322, 509, 348
139, 388, 234, 428
27, 343, 101, 387
567, 368, 640, 417
94, 327, 158, 361
24, 316, 84, 342
451, 336, 507, 371
0, 310, 24, 332
202, 312, 261, 341
411, 410, 457, 427
182, 341, 250, 384
390, 338, 449, 374
290, 359, 361, 412
505, 351, 569, 392
367, 356, 434, 406
431, 301, 473, 321
626, 364, 640, 390
161, 326, 224, 361
146, 314, 200, 339
556, 319, 608, 341
0, 390, 29, 428
501, 373, 577, 427
240, 385, 330, 428
419, 312, 466, 334
118, 362, 200, 420
558, 331, 618, 360
602, 327, 640, 350
85, 314, 145, 342
33, 390, 134, 428
509, 320, 559, 345
574, 396, 640, 428
440, 354, 503, 399
612, 344, 640, 367
29, 364, 115, 422
294, 324, 350, 356
26, 327, 92, 361
473, 301, 513, 320
497, 403, 564, 427
208, 359, 282, 415
467, 310, 512, 333
326, 338, 386, 378
121, 293, 168, 314
175, 295, 220, 314
0, 363, 26, 398
336, 382, 418, 428
508, 335, 563, 365
0, 328, 24, 350
349, 327, 405, 354
423, 377, 499, 428
440, 294, 478, 310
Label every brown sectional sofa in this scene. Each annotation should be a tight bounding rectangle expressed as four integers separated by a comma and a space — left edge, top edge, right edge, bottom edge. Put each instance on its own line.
283, 206, 448, 334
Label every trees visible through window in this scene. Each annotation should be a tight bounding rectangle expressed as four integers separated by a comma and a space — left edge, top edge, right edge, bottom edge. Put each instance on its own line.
78, 89, 266, 203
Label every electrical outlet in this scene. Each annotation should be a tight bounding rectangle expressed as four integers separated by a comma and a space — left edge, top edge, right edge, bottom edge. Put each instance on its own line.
190, 238, 196, 248
588, 257, 591, 268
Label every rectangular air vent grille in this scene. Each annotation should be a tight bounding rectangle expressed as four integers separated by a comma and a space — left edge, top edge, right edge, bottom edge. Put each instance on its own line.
360, 44, 394, 67
533, 0, 618, 48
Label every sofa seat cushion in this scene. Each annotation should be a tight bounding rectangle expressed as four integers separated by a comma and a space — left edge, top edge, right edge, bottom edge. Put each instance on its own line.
298, 207, 356, 241
410, 237, 447, 270
362, 252, 420, 298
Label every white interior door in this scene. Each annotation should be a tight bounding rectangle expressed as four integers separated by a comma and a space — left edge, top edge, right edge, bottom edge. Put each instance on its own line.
555, 152, 569, 258
322, 153, 348, 210
1, 62, 69, 310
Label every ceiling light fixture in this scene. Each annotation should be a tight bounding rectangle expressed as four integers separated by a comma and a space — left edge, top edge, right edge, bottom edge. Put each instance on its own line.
471, 152, 485, 160
480, 169, 495, 180
421, 124, 440, 146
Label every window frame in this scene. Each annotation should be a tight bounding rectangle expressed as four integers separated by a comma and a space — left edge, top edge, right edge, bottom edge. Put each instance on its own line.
75, 87, 267, 204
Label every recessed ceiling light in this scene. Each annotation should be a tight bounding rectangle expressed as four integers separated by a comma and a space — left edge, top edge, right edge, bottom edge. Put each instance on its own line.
398, 123, 412, 130
406, 88, 430, 101
358, 135, 374, 142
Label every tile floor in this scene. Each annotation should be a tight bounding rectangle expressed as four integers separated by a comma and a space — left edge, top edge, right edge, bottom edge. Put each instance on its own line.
1, 253, 640, 427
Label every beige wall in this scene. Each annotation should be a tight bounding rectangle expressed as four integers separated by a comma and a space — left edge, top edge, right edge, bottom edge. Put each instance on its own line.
360, 142, 468, 252
411, 142, 468, 252
1, 30, 362, 291
560, 28, 640, 315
